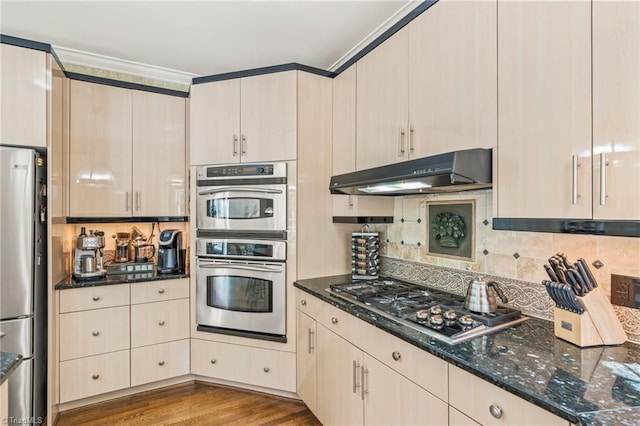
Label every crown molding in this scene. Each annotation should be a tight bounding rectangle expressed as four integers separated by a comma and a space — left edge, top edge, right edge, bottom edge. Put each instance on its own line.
328, 0, 424, 72
53, 45, 198, 86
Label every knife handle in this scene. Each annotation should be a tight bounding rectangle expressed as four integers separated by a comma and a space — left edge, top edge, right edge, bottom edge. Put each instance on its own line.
544, 264, 559, 282
578, 258, 598, 289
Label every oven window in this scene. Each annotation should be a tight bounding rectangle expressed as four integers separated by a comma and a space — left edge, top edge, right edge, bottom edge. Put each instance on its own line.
206, 275, 273, 313
207, 198, 273, 220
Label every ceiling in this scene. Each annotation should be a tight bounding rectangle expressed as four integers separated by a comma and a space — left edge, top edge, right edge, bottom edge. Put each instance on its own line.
1, 1, 418, 82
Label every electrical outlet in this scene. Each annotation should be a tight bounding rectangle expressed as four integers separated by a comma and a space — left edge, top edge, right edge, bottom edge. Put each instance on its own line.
610, 274, 640, 308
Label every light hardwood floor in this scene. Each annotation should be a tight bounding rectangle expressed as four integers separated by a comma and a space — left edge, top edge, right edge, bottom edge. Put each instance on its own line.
56, 382, 321, 425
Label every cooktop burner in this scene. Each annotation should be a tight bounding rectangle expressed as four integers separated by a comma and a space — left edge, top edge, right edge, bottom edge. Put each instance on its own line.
327, 278, 527, 344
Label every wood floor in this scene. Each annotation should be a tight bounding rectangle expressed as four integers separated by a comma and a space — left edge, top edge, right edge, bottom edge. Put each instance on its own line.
56, 382, 321, 425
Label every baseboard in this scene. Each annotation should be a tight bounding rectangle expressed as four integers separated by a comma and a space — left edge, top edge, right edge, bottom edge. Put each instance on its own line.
193, 375, 301, 400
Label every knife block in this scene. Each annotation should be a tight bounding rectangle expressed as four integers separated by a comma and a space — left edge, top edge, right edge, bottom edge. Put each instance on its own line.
554, 287, 626, 347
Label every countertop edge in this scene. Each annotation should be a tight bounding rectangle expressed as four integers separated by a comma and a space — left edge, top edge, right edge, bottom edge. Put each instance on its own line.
54, 272, 190, 289
0, 352, 23, 386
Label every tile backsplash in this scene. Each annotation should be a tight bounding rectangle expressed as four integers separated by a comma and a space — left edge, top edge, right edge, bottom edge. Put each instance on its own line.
375, 190, 640, 343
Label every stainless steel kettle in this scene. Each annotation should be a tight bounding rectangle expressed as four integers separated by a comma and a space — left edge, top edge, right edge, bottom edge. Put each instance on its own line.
464, 278, 508, 314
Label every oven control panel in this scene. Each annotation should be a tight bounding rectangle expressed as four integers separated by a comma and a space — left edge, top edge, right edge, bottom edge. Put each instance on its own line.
206, 164, 274, 177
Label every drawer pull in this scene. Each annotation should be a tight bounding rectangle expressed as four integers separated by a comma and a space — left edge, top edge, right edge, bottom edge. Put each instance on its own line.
92, 296, 100, 301
92, 374, 100, 380
158, 288, 165, 294
92, 331, 100, 337
158, 320, 165, 326
263, 367, 270, 373
331, 317, 338, 325
210, 359, 217, 364
392, 351, 401, 361
489, 404, 503, 419
300, 299, 307, 306
158, 361, 165, 366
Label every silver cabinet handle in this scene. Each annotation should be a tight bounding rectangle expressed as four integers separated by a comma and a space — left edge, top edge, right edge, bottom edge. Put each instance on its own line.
158, 320, 165, 326
348, 195, 355, 208
210, 359, 217, 364
352, 360, 361, 394
361, 366, 369, 400
135, 191, 140, 211
308, 328, 315, 354
331, 317, 338, 325
92, 374, 100, 380
263, 367, 270, 373
409, 125, 415, 154
241, 134, 247, 155
158, 288, 165, 294
572, 155, 579, 205
158, 361, 165, 366
125, 192, 130, 211
92, 296, 101, 301
398, 127, 406, 156
198, 187, 283, 196
233, 135, 239, 156
92, 331, 100, 337
0, 332, 6, 338
600, 153, 609, 205
392, 351, 401, 361
300, 299, 307, 306
489, 404, 503, 419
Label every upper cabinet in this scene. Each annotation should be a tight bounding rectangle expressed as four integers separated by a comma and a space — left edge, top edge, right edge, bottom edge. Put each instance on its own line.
592, 1, 640, 220
355, 0, 496, 171
0, 44, 47, 148
190, 70, 297, 165
69, 80, 186, 217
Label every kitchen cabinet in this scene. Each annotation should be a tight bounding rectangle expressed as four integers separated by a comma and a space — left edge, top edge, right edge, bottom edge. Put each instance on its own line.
190, 71, 296, 165
449, 365, 568, 426
69, 80, 186, 217
592, 1, 640, 220
0, 43, 47, 148
296, 310, 317, 415
0, 376, 7, 424
355, 0, 496, 170
332, 64, 394, 218
496, 0, 592, 219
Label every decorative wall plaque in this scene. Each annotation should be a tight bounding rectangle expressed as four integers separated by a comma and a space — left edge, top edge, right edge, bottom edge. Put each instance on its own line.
426, 200, 475, 261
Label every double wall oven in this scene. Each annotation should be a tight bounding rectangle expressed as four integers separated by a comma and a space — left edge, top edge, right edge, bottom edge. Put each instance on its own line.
195, 163, 288, 342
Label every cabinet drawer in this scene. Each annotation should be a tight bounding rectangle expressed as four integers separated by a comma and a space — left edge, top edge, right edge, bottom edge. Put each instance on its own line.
191, 339, 250, 384
59, 350, 130, 403
131, 339, 190, 387
249, 347, 296, 392
450, 407, 480, 426
449, 365, 568, 426
131, 298, 189, 348
130, 279, 189, 304
360, 321, 448, 403
315, 301, 362, 348
59, 284, 130, 313
60, 306, 130, 361
295, 289, 322, 318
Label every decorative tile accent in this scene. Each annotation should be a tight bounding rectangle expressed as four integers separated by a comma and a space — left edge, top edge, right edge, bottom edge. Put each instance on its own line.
483, 219, 490, 226
593, 259, 605, 269
483, 249, 489, 255
513, 252, 520, 259
613, 306, 640, 344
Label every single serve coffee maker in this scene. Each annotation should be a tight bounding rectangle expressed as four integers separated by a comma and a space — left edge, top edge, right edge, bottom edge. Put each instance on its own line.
73, 227, 107, 280
157, 229, 184, 273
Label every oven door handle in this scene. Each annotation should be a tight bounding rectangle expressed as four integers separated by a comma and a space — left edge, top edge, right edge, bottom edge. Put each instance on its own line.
198, 263, 284, 273
198, 187, 283, 196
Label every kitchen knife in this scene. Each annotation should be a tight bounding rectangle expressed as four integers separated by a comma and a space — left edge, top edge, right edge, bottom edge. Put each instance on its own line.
551, 281, 574, 312
567, 267, 586, 296
564, 269, 583, 296
556, 267, 569, 285
557, 253, 572, 269
561, 283, 585, 314
575, 261, 593, 293
543, 281, 562, 308
578, 258, 598, 289
544, 264, 559, 282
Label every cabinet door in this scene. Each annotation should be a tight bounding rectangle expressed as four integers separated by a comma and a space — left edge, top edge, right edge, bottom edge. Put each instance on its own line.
190, 79, 241, 165
69, 80, 132, 216
240, 71, 297, 163
296, 310, 317, 414
408, 0, 497, 158
363, 354, 448, 426
592, 1, 640, 220
356, 28, 409, 170
497, 0, 592, 219
132, 91, 186, 216
316, 324, 363, 426
0, 44, 47, 148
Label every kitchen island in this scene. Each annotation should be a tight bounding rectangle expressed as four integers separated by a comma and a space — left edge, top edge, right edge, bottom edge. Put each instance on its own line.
294, 275, 640, 426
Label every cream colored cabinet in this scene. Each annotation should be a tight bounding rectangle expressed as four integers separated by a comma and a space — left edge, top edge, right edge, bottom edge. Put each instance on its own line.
592, 0, 640, 220
190, 71, 297, 165
59, 350, 130, 403
132, 91, 186, 216
70, 80, 186, 217
496, 0, 592, 219
296, 310, 317, 414
130, 298, 189, 348
0, 43, 47, 148
332, 64, 394, 218
130, 339, 189, 387
449, 407, 480, 426
449, 365, 569, 426
0, 377, 7, 424
69, 80, 132, 217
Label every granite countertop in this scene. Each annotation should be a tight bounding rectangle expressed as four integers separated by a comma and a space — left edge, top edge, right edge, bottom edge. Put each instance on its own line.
294, 275, 640, 426
0, 352, 22, 386
55, 270, 190, 290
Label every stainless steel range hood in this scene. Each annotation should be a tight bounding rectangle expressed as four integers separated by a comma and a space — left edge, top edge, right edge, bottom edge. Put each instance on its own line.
329, 148, 492, 196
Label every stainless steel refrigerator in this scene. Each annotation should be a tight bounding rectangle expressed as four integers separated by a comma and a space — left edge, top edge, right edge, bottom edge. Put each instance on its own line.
0, 146, 47, 424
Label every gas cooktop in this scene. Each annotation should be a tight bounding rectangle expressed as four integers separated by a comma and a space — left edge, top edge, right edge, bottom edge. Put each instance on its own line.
326, 278, 527, 344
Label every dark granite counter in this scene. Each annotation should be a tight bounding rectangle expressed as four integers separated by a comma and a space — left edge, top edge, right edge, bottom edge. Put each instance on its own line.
0, 352, 22, 386
294, 275, 640, 426
55, 270, 189, 290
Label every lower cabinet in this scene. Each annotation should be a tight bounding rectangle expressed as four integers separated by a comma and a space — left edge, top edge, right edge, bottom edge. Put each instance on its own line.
296, 310, 317, 415
131, 340, 190, 387
449, 407, 480, 426
59, 350, 130, 403
191, 339, 296, 392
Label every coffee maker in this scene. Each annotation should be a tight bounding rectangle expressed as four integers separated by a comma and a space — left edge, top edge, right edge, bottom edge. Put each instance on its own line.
73, 227, 106, 279
157, 229, 184, 273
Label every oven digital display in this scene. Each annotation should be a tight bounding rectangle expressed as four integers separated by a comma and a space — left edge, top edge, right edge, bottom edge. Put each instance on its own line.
206, 164, 274, 177
206, 242, 274, 258
206, 276, 273, 313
